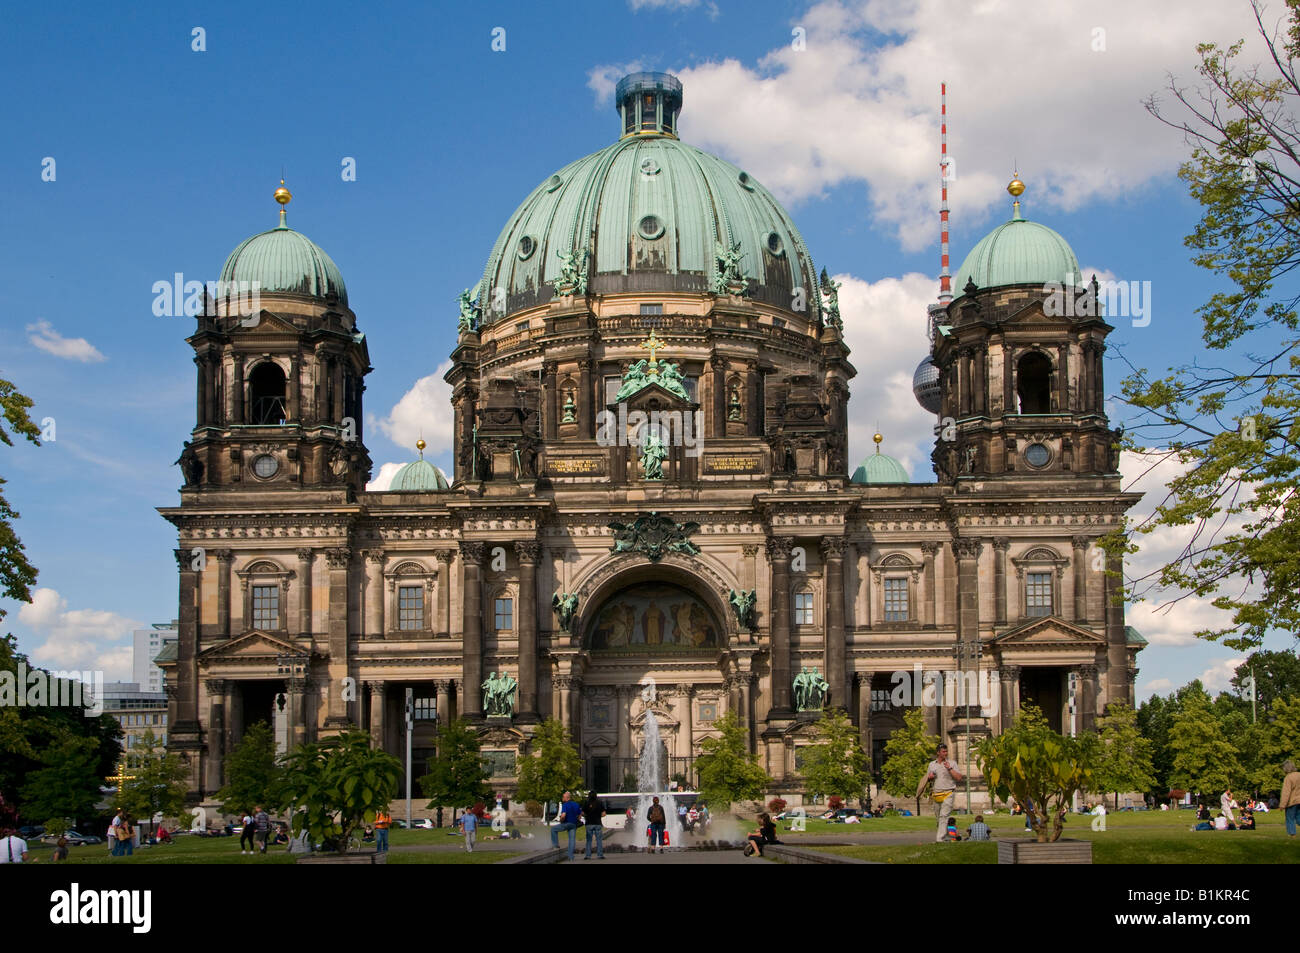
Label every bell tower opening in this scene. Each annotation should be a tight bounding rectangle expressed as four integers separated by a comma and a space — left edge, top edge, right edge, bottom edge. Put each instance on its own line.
1016, 352, 1052, 414
249, 362, 288, 425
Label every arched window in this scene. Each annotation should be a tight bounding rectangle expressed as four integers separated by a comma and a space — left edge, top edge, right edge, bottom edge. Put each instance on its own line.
1016, 352, 1053, 414
249, 363, 287, 425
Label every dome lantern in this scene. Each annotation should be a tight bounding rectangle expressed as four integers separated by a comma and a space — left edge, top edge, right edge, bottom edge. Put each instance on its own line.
616, 71, 683, 139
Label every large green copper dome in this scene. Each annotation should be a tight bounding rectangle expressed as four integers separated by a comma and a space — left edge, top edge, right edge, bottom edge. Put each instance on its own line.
389, 458, 450, 491
953, 204, 1080, 300
478, 72, 819, 322
220, 218, 348, 305
850, 450, 910, 485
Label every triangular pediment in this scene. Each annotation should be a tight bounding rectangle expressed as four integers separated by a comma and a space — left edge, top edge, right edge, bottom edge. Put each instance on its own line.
234, 310, 299, 335
614, 380, 695, 411
199, 630, 310, 660
1001, 299, 1069, 327
990, 616, 1105, 646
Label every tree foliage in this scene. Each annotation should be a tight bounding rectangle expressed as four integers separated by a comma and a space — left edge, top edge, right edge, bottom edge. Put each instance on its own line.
1092, 703, 1157, 808
798, 709, 871, 803
514, 718, 583, 805
0, 374, 41, 622
1109, 2, 1300, 649
977, 706, 1098, 844
19, 734, 105, 828
216, 721, 283, 814
693, 712, 771, 811
280, 729, 402, 852
1229, 648, 1300, 712
879, 707, 939, 814
418, 719, 491, 818
118, 729, 190, 836
1168, 686, 1242, 794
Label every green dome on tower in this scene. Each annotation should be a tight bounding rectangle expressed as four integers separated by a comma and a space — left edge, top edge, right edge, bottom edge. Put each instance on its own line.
389, 458, 450, 491
477, 72, 820, 322
219, 183, 348, 304
851, 434, 909, 484
952, 179, 1080, 299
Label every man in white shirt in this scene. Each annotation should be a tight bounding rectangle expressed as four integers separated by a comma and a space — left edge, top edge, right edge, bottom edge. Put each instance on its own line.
917, 743, 963, 842
0, 829, 28, 864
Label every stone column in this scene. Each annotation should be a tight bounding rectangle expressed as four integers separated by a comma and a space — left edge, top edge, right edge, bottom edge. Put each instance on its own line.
682, 686, 694, 767
287, 356, 300, 421
194, 356, 208, 427
1077, 663, 1098, 733
1072, 535, 1090, 622
231, 354, 245, 424
296, 549, 314, 638
921, 542, 939, 628
710, 355, 727, 438
554, 676, 572, 732
746, 360, 761, 436
993, 538, 1009, 625
435, 679, 453, 730
999, 665, 1021, 732
543, 361, 558, 441
278, 574, 290, 632
955, 538, 982, 646
974, 346, 987, 415
578, 359, 594, 437
205, 678, 225, 792
367, 681, 385, 749
460, 541, 485, 719
364, 550, 384, 639
324, 547, 352, 727
1002, 344, 1014, 415
215, 550, 233, 639
855, 672, 872, 755
435, 550, 453, 638
1057, 342, 1070, 412
738, 675, 755, 751
766, 536, 794, 715
287, 676, 309, 747
821, 536, 847, 708
514, 541, 540, 721
172, 548, 201, 735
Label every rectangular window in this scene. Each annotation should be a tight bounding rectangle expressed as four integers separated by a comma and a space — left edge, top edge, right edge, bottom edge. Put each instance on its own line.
398, 586, 424, 630
773, 317, 786, 329
252, 585, 279, 629
884, 577, 909, 622
605, 375, 622, 406
871, 689, 892, 712
413, 696, 436, 721
683, 377, 698, 402
515, 320, 530, 333
495, 597, 513, 632
1026, 572, 1053, 617
639, 303, 663, 315
794, 592, 814, 625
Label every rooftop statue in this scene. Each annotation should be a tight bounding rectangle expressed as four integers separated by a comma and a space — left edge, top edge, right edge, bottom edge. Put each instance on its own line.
457, 287, 480, 332
728, 588, 757, 630
552, 592, 579, 634
552, 247, 589, 297
819, 267, 842, 330
713, 239, 750, 295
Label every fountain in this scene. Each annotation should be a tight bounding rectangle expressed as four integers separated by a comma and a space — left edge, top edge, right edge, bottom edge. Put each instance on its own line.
632, 708, 685, 850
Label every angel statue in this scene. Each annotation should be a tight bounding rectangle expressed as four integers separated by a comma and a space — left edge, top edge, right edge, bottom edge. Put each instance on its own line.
655, 360, 690, 401
819, 267, 842, 330
552, 592, 579, 634
728, 588, 757, 630
457, 287, 480, 333
615, 360, 651, 401
713, 239, 748, 295
551, 247, 589, 297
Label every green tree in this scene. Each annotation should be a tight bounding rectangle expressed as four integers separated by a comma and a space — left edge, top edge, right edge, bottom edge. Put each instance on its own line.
0, 374, 41, 620
1230, 649, 1300, 713
281, 729, 402, 852
977, 706, 1098, 843
216, 721, 282, 814
879, 707, 940, 815
118, 729, 190, 838
19, 733, 105, 828
1111, 2, 1300, 650
798, 710, 871, 805
1137, 692, 1178, 797
1093, 703, 1157, 809
514, 718, 583, 805
693, 712, 771, 812
1168, 687, 1242, 795
418, 719, 491, 821
1257, 695, 1300, 794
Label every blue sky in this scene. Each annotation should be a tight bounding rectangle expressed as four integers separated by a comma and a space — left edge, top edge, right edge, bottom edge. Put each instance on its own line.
0, 0, 1290, 698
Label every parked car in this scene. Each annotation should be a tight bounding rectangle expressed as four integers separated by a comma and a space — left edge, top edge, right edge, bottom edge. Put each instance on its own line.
41, 830, 101, 846
18, 825, 44, 840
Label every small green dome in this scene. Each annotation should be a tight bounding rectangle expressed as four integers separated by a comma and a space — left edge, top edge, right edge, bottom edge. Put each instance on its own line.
220, 222, 348, 305
390, 459, 449, 491
851, 452, 909, 484
953, 207, 1080, 299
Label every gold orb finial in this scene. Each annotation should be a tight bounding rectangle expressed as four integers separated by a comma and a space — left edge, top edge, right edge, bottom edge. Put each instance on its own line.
873, 432, 883, 445
416, 438, 427, 457
274, 178, 292, 206
1007, 175, 1025, 197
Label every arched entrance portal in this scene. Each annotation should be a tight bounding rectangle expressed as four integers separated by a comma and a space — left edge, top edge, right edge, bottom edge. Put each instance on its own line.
577, 578, 730, 792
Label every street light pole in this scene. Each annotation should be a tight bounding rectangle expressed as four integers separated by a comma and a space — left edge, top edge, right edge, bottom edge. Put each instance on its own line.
405, 688, 414, 830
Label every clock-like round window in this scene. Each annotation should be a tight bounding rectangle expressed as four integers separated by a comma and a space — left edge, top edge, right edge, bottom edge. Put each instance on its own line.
637, 214, 665, 240
639, 157, 660, 176
253, 454, 279, 478
765, 231, 785, 256
517, 235, 537, 260
1024, 442, 1051, 468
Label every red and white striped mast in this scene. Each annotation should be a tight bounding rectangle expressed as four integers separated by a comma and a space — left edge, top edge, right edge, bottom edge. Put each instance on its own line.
938, 81, 951, 305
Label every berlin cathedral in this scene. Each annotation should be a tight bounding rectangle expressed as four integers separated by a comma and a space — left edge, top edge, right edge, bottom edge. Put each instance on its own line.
159, 73, 1145, 805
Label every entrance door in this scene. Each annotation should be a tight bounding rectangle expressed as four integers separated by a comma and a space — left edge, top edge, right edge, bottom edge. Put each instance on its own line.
1019, 668, 1063, 732
590, 757, 611, 793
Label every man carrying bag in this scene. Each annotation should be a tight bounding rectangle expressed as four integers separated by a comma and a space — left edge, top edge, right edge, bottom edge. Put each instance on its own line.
917, 743, 963, 843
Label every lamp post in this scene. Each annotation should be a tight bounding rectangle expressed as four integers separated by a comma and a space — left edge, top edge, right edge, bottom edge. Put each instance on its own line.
405, 688, 414, 830
276, 653, 308, 754
954, 640, 982, 813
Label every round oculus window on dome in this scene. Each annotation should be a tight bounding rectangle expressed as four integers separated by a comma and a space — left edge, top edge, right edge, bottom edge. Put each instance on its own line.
517, 235, 537, 260
637, 214, 665, 240
765, 231, 785, 257
545, 174, 563, 192
1024, 442, 1051, 468
639, 157, 660, 176
252, 454, 279, 478
737, 171, 755, 191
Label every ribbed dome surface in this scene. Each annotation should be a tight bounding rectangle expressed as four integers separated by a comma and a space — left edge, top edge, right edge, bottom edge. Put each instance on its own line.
479, 135, 819, 321
390, 459, 449, 491
953, 212, 1080, 299
220, 224, 348, 305
851, 452, 910, 484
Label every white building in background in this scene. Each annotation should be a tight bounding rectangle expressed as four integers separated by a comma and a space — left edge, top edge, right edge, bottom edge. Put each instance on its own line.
132, 621, 177, 694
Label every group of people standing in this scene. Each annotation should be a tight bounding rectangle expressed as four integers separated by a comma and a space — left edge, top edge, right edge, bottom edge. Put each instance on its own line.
237, 806, 271, 854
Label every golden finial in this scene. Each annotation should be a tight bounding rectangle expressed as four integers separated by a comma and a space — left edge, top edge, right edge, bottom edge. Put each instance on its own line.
274, 178, 292, 228
416, 438, 426, 459
639, 329, 664, 373
1008, 171, 1024, 219
873, 431, 883, 453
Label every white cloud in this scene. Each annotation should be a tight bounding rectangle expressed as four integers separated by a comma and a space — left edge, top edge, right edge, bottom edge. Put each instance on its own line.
370, 360, 455, 459
1198, 657, 1247, 694
587, 60, 648, 105
26, 319, 106, 363
617, 0, 1270, 250
1142, 677, 1174, 696
366, 461, 405, 492
17, 588, 138, 681
836, 271, 938, 477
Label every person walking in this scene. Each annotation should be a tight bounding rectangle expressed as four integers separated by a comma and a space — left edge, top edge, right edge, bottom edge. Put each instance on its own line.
239, 810, 256, 854
108, 808, 124, 856
1221, 788, 1236, 825
253, 805, 270, 854
646, 796, 667, 854
374, 809, 391, 853
0, 827, 28, 864
460, 808, 478, 852
116, 815, 135, 856
582, 791, 606, 860
550, 791, 582, 861
917, 743, 963, 843
1282, 760, 1300, 838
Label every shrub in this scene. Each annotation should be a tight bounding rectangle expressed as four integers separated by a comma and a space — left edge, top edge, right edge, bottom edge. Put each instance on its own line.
524, 800, 543, 818
827, 794, 844, 811
768, 798, 788, 814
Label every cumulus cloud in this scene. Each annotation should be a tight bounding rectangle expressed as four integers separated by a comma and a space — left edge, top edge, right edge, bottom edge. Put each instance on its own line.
1198, 657, 1248, 694
369, 360, 455, 459
587, 59, 648, 105
366, 461, 406, 492
835, 271, 938, 477
26, 319, 106, 363
17, 588, 138, 681
1141, 677, 1174, 697
593, 0, 1268, 250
